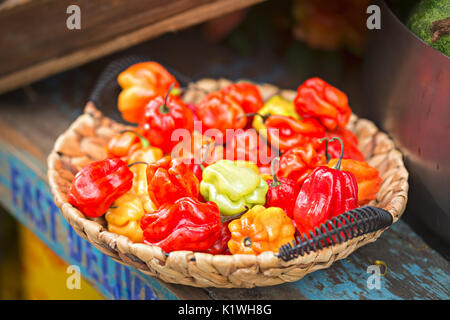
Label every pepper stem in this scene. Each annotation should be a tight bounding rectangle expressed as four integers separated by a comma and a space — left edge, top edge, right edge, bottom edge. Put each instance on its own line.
195, 143, 212, 171
128, 161, 149, 168
159, 83, 176, 114
269, 157, 281, 188
243, 236, 252, 247
329, 137, 344, 170
119, 130, 150, 149
318, 137, 331, 162
238, 112, 271, 123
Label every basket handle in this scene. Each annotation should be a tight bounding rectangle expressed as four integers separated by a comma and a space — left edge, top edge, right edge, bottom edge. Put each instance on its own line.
89, 55, 196, 108
89, 55, 151, 106
277, 206, 393, 262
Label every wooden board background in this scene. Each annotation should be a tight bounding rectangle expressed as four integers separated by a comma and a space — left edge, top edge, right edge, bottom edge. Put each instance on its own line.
0, 0, 264, 94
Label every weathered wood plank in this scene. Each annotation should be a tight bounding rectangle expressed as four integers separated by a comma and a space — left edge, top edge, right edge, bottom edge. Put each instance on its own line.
0, 0, 264, 94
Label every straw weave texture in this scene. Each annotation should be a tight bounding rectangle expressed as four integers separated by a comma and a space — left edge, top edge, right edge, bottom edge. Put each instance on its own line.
47, 79, 409, 288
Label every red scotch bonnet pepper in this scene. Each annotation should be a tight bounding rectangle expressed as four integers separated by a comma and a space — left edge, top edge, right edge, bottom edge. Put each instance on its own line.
264, 157, 300, 219
203, 221, 231, 255
314, 127, 365, 162
146, 156, 200, 208
140, 84, 194, 154
67, 158, 133, 218
225, 128, 275, 170
140, 197, 221, 252
294, 77, 352, 131
293, 137, 358, 235
277, 142, 326, 186
221, 82, 264, 123
264, 114, 325, 152
196, 91, 247, 143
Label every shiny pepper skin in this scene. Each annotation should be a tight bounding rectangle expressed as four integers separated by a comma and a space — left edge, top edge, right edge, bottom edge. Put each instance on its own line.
225, 128, 275, 169
265, 177, 300, 219
106, 129, 147, 159
252, 95, 301, 136
140, 94, 194, 154
328, 158, 382, 206
118, 62, 179, 123
67, 158, 133, 217
128, 145, 163, 212
105, 193, 146, 243
314, 127, 364, 161
277, 143, 327, 186
294, 77, 352, 131
204, 221, 231, 255
264, 115, 326, 152
146, 156, 200, 208
200, 160, 268, 216
294, 165, 358, 235
228, 205, 296, 255
221, 82, 264, 114
172, 130, 224, 168
140, 197, 221, 252
196, 91, 247, 143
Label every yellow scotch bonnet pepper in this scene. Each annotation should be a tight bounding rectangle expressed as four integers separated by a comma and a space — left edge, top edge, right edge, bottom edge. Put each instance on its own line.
105, 193, 146, 243
128, 145, 163, 212
105, 144, 163, 242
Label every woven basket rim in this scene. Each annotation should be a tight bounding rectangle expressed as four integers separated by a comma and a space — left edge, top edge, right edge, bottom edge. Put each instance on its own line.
47, 78, 409, 288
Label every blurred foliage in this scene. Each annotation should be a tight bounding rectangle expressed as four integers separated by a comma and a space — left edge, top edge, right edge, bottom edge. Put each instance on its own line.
224, 0, 369, 57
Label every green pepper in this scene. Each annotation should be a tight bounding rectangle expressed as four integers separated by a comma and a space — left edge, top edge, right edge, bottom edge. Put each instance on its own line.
200, 160, 268, 216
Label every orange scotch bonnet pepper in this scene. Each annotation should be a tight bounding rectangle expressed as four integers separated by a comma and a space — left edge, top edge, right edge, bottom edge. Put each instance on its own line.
228, 205, 296, 255
118, 62, 179, 123
328, 158, 382, 206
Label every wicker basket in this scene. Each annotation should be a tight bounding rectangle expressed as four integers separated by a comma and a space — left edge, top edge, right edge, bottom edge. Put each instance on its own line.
47, 78, 409, 288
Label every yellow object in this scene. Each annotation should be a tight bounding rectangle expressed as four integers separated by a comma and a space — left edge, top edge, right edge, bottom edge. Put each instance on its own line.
128, 146, 162, 213
106, 147, 160, 242
228, 205, 296, 255
105, 193, 146, 243
19, 226, 103, 300
252, 95, 301, 138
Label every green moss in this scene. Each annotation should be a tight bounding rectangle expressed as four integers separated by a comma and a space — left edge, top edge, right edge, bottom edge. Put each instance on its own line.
407, 0, 450, 56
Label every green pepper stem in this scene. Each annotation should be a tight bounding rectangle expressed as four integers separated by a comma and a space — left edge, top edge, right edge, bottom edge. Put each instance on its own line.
270, 157, 281, 188
169, 87, 182, 96
329, 137, 344, 170
318, 137, 331, 162
119, 130, 150, 149
159, 82, 176, 114
128, 161, 150, 168
195, 143, 212, 171
239, 112, 271, 123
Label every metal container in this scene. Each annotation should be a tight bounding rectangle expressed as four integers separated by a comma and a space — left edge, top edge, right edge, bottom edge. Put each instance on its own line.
363, 0, 449, 257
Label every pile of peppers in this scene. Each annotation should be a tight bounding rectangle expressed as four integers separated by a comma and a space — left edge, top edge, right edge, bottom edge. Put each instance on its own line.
67, 61, 382, 255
